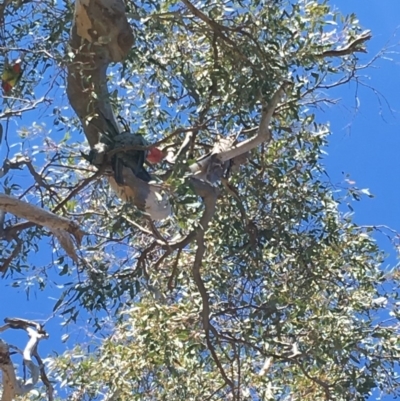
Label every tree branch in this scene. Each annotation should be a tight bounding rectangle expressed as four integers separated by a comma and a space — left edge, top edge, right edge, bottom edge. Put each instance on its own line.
0, 193, 83, 242
318, 30, 372, 58
181, 0, 236, 47
0, 318, 50, 401
188, 178, 234, 388
2, 169, 100, 240
189, 82, 288, 177
68, 0, 172, 219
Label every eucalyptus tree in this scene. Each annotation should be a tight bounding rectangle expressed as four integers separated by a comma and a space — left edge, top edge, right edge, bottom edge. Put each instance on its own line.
0, 0, 399, 400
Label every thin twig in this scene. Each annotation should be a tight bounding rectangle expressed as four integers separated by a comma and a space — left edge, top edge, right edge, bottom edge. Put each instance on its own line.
0, 238, 22, 275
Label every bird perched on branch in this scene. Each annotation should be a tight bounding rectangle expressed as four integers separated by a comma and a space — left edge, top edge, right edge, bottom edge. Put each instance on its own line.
81, 113, 170, 220
98, 113, 164, 184
82, 112, 165, 185
112, 132, 164, 184
1, 60, 23, 93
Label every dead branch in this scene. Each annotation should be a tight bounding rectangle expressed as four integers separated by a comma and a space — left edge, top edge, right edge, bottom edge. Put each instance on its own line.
0, 156, 58, 197
51, 228, 79, 262
318, 30, 372, 58
0, 318, 51, 401
167, 130, 193, 164
0, 97, 50, 119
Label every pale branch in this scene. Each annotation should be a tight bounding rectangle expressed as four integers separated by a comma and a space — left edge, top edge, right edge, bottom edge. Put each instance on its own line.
0, 97, 49, 120
122, 216, 153, 236
50, 228, 79, 262
3, 317, 44, 334
0, 194, 83, 263
2, 170, 100, 240
167, 130, 193, 163
189, 82, 288, 177
0, 156, 57, 195
0, 318, 50, 401
318, 30, 372, 58
0, 46, 55, 60
0, 157, 26, 179
0, 193, 83, 241
67, 0, 127, 140
219, 82, 289, 162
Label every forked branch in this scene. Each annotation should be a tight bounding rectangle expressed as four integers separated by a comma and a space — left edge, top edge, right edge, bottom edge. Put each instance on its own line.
0, 318, 51, 401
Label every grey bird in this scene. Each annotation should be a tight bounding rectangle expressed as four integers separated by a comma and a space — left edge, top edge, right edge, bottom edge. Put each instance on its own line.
112, 132, 152, 183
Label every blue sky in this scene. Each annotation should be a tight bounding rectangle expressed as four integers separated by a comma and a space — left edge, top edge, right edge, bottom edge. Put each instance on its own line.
1, 0, 400, 398
324, 0, 400, 236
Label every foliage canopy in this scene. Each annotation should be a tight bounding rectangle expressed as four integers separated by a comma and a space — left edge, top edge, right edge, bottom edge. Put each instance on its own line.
1, 0, 400, 400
